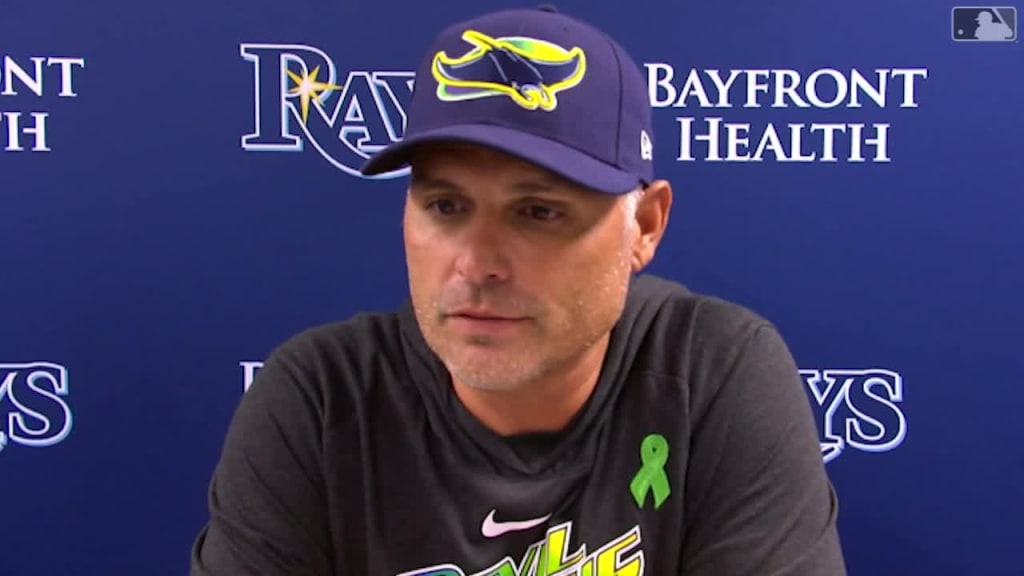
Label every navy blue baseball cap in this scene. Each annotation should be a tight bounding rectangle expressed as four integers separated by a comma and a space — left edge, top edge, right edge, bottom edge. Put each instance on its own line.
359, 5, 655, 195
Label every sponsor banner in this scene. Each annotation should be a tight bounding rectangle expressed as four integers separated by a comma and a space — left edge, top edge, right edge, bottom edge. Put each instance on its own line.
645, 66, 929, 163
239, 43, 936, 172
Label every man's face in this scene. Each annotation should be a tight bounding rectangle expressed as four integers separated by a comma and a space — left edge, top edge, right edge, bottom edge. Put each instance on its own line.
403, 142, 639, 393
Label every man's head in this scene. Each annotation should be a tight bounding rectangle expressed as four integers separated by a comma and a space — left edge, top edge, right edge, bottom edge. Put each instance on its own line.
361, 6, 671, 392
400, 142, 670, 392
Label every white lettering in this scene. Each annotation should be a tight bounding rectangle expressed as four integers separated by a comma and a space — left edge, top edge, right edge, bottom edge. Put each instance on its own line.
1, 112, 50, 152
751, 123, 786, 160
744, 70, 770, 108
47, 57, 86, 97
849, 69, 887, 108
773, 70, 809, 108
812, 123, 847, 162
801, 369, 907, 463
725, 122, 750, 159
241, 361, 264, 392
0, 56, 86, 97
705, 70, 743, 107
645, 62, 677, 107
677, 116, 720, 161
645, 66, 929, 109
849, 123, 891, 162
674, 68, 712, 107
0, 363, 73, 451
804, 68, 848, 109
785, 124, 817, 161
1, 56, 45, 96
889, 69, 928, 107
676, 118, 892, 163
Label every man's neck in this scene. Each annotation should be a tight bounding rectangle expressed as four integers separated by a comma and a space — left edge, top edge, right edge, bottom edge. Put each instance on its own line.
451, 335, 611, 436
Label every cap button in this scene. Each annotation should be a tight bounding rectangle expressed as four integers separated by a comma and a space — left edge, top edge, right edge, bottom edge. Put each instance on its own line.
537, 4, 558, 12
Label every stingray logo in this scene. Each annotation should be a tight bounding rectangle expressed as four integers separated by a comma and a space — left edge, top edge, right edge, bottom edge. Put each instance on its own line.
240, 43, 415, 178
801, 369, 907, 464
432, 30, 586, 111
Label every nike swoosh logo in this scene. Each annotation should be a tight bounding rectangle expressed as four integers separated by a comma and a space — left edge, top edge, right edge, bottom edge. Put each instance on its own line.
481, 508, 552, 538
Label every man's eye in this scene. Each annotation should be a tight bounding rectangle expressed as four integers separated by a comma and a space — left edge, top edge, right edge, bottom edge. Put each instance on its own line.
426, 198, 461, 216
524, 205, 563, 221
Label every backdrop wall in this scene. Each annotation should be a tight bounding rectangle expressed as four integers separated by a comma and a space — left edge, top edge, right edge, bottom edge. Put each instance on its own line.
3, 1, 1021, 574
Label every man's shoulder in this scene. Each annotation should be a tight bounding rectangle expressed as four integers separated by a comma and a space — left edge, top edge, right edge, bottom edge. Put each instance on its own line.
254, 306, 412, 396
277, 308, 404, 355
626, 274, 787, 387
630, 273, 774, 345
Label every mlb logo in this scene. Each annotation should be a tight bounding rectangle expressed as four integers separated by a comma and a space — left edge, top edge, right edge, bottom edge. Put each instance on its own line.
952, 7, 1018, 41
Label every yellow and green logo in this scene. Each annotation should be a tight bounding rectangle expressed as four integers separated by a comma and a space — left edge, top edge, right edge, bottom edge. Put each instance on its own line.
431, 29, 586, 111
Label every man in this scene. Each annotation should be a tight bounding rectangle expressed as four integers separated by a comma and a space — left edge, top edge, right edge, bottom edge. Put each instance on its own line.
190, 5, 847, 575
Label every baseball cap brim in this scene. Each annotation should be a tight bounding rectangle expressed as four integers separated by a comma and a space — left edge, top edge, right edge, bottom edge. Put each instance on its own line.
359, 123, 642, 195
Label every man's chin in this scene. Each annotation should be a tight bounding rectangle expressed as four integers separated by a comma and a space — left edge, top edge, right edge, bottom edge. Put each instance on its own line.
443, 353, 543, 393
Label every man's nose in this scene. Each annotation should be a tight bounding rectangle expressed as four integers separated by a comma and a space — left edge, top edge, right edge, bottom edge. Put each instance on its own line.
453, 215, 512, 284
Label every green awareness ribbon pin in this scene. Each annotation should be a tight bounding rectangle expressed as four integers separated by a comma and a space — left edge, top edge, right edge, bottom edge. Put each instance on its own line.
629, 433, 671, 509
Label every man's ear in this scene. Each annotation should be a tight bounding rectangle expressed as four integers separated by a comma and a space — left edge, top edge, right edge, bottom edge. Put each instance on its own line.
631, 180, 673, 272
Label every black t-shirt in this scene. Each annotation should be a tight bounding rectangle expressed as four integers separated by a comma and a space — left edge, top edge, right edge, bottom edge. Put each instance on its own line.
190, 274, 847, 575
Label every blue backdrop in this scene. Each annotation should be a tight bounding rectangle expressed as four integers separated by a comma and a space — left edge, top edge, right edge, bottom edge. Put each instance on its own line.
3, 1, 1021, 574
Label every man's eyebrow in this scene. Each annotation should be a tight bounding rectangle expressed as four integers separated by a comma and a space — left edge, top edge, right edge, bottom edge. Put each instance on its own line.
408, 172, 575, 196
511, 177, 565, 195
409, 173, 463, 193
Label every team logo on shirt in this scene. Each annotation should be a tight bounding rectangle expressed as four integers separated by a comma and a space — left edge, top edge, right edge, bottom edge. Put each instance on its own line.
431, 30, 586, 111
397, 520, 644, 576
